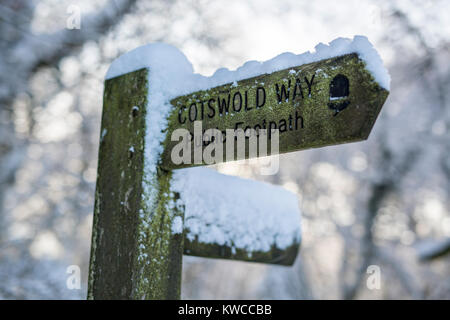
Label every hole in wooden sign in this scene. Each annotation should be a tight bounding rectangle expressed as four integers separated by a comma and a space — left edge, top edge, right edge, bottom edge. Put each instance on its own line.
328, 74, 350, 116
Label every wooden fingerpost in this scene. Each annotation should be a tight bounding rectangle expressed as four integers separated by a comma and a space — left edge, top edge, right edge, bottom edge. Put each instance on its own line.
88, 50, 389, 300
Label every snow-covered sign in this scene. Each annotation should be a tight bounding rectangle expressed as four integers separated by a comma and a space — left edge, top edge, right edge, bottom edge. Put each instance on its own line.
88, 36, 390, 299
162, 52, 389, 169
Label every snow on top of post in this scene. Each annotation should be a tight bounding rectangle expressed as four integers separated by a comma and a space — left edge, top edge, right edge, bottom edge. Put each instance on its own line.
171, 167, 301, 251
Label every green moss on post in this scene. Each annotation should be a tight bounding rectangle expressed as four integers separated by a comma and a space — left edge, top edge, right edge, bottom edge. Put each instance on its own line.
88, 68, 183, 299
134, 168, 184, 299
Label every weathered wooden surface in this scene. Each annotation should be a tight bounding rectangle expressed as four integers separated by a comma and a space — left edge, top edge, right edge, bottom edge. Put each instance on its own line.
162, 53, 389, 169
88, 69, 184, 299
183, 237, 299, 266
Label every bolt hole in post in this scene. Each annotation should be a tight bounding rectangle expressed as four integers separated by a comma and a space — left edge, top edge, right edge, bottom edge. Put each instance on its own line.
128, 146, 134, 160
132, 105, 139, 118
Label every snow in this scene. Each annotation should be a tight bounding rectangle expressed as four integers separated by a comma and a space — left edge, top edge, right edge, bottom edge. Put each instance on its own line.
100, 128, 107, 142
330, 96, 347, 101
171, 216, 183, 234
171, 167, 301, 252
106, 35, 390, 89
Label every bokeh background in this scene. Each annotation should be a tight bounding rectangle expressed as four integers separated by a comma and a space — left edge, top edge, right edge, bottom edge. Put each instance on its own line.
0, 0, 449, 299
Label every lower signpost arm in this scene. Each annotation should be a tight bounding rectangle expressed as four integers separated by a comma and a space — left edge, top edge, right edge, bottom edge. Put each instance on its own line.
172, 167, 302, 267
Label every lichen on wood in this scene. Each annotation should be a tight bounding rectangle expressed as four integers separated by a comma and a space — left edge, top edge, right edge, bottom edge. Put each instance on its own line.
88, 68, 183, 299
183, 236, 300, 266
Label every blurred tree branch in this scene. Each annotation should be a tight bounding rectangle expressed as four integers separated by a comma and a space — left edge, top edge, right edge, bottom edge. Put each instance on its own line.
341, 141, 419, 299
416, 238, 450, 261
0, 0, 137, 239
340, 3, 449, 299
2, 0, 138, 106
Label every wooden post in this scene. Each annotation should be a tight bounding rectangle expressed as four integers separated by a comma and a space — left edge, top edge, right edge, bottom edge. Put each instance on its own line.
88, 69, 184, 299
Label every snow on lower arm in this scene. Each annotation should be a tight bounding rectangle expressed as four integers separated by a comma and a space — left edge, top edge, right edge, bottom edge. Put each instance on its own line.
171, 167, 301, 252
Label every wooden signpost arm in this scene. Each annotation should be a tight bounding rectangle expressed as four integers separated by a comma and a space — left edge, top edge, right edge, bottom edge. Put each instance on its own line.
176, 168, 301, 266
163, 53, 388, 169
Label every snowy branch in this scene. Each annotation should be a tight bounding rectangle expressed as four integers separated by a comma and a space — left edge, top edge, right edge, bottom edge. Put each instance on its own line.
1, 0, 138, 105
25, 0, 138, 71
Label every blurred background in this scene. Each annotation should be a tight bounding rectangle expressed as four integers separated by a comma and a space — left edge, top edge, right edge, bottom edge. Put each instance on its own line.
0, 0, 449, 299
